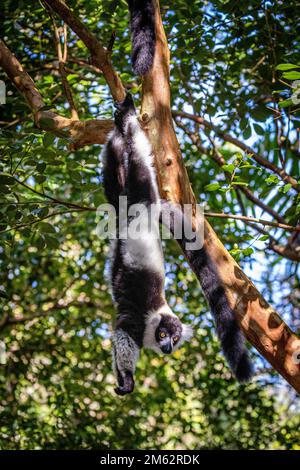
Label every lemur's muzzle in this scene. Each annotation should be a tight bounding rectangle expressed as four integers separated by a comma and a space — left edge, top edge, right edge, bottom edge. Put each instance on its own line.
161, 342, 172, 354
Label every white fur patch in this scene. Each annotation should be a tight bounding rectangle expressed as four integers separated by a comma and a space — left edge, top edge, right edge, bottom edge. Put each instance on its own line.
143, 311, 162, 353
126, 115, 159, 199
112, 329, 140, 376
121, 201, 164, 276
173, 323, 194, 351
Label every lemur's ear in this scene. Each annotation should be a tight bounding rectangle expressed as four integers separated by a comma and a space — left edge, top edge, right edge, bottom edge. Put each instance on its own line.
150, 313, 161, 329
181, 324, 193, 342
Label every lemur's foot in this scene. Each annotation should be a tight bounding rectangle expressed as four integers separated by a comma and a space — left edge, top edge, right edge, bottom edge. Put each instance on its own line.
114, 93, 136, 133
114, 370, 135, 396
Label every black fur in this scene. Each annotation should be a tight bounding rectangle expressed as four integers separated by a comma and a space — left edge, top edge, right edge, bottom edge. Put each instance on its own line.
160, 201, 254, 382
127, 0, 156, 75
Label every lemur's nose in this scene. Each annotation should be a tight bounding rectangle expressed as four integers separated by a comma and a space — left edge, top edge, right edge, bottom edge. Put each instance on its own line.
161, 343, 172, 354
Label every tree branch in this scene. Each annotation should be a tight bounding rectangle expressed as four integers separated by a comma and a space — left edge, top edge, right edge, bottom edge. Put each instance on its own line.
13, 176, 95, 211
175, 118, 289, 225
43, 0, 125, 102
142, 0, 300, 393
204, 212, 300, 233
0, 208, 85, 235
46, 5, 79, 120
0, 39, 114, 148
173, 110, 300, 193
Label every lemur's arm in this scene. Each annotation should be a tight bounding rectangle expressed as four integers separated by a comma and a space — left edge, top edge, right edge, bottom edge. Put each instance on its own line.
112, 328, 139, 395
102, 128, 126, 210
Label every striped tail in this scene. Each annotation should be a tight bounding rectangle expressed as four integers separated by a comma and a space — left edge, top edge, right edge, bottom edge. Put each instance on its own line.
127, 0, 156, 75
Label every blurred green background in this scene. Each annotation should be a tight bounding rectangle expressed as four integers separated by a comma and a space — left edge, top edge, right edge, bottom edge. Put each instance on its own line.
0, 0, 299, 449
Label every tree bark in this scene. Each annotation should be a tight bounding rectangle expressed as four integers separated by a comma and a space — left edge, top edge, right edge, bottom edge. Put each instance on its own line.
140, 0, 300, 393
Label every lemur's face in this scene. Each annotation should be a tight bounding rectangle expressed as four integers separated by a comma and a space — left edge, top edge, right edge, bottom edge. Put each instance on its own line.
155, 314, 183, 354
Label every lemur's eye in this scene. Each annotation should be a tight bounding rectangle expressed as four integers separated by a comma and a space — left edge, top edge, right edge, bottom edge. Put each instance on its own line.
173, 336, 179, 343
159, 332, 166, 339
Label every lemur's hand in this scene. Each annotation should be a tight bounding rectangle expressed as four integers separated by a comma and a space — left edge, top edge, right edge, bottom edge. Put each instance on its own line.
114, 93, 136, 133
114, 370, 135, 396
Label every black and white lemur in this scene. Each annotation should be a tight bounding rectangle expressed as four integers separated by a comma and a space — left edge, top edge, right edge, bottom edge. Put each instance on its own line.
102, 93, 193, 395
101, 1, 253, 394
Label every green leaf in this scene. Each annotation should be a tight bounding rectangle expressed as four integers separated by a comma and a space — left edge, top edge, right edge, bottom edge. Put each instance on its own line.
44, 234, 60, 249
31, 233, 46, 249
282, 183, 292, 194
266, 175, 280, 185
0, 289, 9, 299
259, 235, 269, 241
279, 99, 293, 108
43, 132, 56, 148
243, 125, 252, 140
253, 123, 264, 135
38, 222, 56, 233
0, 174, 15, 186
242, 247, 254, 256
221, 164, 235, 174
36, 162, 46, 173
276, 63, 299, 71
282, 71, 300, 80
35, 174, 47, 184
204, 183, 221, 191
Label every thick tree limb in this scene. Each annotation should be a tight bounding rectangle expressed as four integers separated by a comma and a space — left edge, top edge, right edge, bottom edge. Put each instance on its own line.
173, 110, 300, 193
141, 0, 300, 393
0, 39, 113, 147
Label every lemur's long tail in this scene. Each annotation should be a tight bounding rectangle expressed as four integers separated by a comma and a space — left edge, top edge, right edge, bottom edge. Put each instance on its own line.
127, 0, 156, 76
187, 246, 253, 382
161, 202, 254, 382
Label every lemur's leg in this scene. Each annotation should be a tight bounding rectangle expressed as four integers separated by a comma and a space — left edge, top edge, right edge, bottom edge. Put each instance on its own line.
102, 128, 126, 210
115, 93, 158, 206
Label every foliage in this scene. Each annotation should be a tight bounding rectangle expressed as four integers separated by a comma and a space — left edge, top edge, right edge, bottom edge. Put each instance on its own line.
0, 0, 299, 449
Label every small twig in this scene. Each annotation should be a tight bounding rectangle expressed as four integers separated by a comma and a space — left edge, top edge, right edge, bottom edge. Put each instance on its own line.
107, 30, 116, 54
63, 23, 68, 62
175, 117, 289, 225
204, 212, 300, 232
13, 176, 95, 211
0, 209, 84, 235
43, 0, 125, 101
173, 110, 300, 193
45, 3, 79, 120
